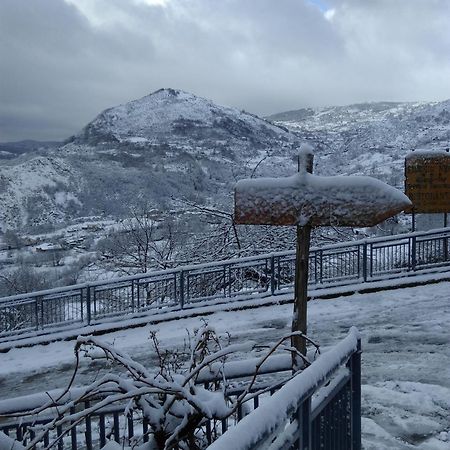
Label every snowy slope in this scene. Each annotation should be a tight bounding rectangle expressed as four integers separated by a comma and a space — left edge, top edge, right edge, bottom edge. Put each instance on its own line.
268, 100, 450, 188
0, 156, 81, 230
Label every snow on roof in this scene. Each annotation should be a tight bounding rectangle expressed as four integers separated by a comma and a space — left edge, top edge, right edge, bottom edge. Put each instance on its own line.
35, 242, 63, 251
235, 172, 412, 227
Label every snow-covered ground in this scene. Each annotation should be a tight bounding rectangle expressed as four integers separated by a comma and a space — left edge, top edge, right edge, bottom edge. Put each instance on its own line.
0, 282, 449, 449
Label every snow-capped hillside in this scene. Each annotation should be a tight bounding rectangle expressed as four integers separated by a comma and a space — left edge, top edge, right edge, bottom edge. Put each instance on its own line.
75, 88, 288, 145
0, 156, 80, 230
0, 89, 298, 230
267, 100, 450, 187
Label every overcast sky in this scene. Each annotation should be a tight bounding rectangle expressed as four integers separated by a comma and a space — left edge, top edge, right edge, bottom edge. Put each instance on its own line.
1, 0, 450, 142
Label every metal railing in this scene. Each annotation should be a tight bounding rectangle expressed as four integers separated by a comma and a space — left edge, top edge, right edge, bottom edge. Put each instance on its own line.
207, 328, 361, 450
0, 330, 361, 450
1, 227, 450, 340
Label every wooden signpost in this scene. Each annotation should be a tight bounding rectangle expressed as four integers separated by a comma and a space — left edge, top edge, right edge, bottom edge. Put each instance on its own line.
235, 145, 411, 365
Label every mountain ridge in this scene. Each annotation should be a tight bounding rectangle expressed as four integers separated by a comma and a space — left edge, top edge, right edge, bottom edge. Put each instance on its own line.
70, 88, 291, 146
1, 90, 449, 232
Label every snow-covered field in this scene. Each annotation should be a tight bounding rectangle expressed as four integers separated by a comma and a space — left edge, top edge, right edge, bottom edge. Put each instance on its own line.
0, 282, 449, 449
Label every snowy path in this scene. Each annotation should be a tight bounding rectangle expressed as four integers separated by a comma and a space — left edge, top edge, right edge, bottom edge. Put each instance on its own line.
0, 282, 449, 449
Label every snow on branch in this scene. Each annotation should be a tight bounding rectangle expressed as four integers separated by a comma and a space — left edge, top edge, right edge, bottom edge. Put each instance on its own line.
0, 324, 321, 450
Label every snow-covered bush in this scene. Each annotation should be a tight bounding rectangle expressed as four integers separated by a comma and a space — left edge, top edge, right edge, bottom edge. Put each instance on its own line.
1, 325, 319, 449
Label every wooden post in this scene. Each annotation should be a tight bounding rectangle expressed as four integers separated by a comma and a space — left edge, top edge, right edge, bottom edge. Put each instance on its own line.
292, 149, 314, 365
292, 225, 311, 360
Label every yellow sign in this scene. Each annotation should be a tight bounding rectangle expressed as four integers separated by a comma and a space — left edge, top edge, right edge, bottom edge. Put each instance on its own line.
405, 152, 450, 213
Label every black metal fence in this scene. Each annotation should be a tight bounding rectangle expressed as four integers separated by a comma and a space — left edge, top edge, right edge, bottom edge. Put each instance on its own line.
0, 331, 361, 450
1, 227, 450, 340
0, 382, 287, 450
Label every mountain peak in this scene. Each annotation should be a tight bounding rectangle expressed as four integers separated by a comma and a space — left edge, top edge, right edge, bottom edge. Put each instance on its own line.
74, 88, 292, 145
151, 87, 192, 98
136, 88, 198, 105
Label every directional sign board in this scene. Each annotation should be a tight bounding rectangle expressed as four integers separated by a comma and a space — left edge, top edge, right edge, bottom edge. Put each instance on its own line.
405, 151, 450, 213
235, 173, 412, 227
234, 149, 411, 359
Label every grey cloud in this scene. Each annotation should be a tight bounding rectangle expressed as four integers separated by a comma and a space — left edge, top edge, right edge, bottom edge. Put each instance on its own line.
1, 0, 450, 141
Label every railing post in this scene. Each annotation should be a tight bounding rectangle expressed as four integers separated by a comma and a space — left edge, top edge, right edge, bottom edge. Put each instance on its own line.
86, 285, 91, 325
319, 250, 323, 284
369, 243, 374, 278
444, 233, 448, 262
298, 397, 312, 450
411, 236, 417, 270
270, 255, 276, 295
362, 243, 368, 282
40, 296, 44, 330
137, 280, 141, 310
347, 338, 362, 450
313, 250, 318, 285
179, 270, 185, 309
35, 296, 40, 331
131, 280, 135, 313
84, 400, 92, 450
70, 406, 78, 449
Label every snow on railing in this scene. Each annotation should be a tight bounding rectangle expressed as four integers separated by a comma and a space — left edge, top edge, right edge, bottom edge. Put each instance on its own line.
0, 353, 293, 416
207, 327, 361, 450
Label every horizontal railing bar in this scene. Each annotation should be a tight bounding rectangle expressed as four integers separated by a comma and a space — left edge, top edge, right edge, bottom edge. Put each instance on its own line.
0, 287, 86, 304
0, 354, 293, 416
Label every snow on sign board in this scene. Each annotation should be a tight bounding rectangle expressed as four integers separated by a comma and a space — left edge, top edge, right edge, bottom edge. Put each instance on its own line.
235, 172, 412, 227
405, 151, 450, 213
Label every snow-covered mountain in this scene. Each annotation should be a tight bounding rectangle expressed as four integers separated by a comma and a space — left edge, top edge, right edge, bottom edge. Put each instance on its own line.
267, 101, 450, 187
0, 156, 79, 231
0, 89, 298, 230
75, 88, 290, 145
